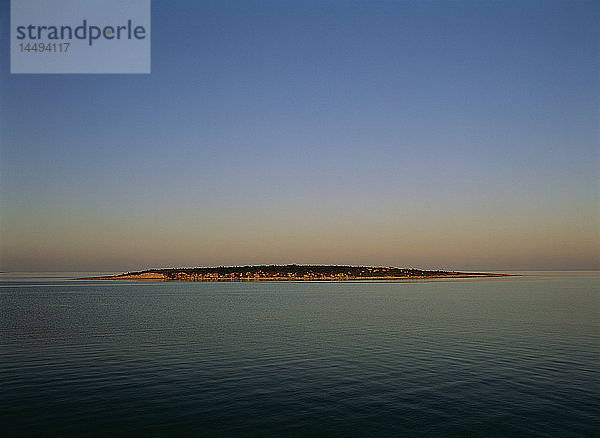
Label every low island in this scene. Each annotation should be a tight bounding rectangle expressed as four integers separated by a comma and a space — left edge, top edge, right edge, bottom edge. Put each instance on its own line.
80, 265, 509, 282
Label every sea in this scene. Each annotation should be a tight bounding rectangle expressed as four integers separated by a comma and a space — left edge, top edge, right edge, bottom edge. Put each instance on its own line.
1, 271, 598, 437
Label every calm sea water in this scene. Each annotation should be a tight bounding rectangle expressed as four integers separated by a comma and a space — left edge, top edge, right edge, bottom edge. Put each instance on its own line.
1, 272, 598, 437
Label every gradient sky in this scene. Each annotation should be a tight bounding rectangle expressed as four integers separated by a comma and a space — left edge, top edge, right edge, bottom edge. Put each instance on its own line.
1, 0, 598, 272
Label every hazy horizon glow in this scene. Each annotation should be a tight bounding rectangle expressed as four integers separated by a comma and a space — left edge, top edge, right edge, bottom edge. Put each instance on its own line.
1, 0, 598, 272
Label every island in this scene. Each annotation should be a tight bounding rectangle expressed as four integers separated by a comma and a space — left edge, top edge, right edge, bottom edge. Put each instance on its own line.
80, 265, 509, 282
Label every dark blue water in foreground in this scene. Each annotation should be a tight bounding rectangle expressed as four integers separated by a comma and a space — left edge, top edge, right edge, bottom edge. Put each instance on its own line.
1, 272, 598, 437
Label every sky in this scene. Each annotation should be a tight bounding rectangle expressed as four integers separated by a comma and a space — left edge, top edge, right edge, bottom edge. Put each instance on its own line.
0, 0, 598, 272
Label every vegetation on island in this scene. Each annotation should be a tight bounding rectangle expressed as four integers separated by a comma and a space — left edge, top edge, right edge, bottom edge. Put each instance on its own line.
86, 265, 507, 282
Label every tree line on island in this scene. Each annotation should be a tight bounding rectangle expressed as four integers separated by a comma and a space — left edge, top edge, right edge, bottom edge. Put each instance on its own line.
110, 265, 504, 282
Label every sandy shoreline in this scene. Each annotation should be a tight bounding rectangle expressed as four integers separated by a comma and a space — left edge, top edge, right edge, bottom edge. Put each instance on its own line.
77, 272, 510, 282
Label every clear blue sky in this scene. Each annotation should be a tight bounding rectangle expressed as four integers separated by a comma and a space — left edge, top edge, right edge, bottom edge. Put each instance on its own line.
1, 0, 598, 271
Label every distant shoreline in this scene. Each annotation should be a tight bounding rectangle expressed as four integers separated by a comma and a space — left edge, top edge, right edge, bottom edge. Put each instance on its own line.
76, 265, 511, 282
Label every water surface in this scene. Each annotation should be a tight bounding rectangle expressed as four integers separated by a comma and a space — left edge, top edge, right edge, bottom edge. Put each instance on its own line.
1, 272, 598, 436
